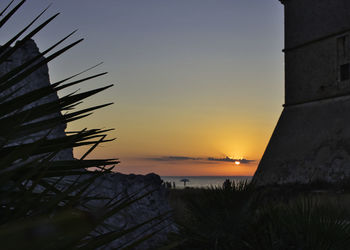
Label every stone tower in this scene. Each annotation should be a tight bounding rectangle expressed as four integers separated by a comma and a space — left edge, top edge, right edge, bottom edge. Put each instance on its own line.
253, 0, 350, 185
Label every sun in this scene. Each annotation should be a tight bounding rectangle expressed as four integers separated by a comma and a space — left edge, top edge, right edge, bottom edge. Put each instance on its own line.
234, 161, 241, 166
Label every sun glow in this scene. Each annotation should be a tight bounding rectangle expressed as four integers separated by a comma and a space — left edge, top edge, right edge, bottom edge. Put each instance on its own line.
234, 161, 241, 166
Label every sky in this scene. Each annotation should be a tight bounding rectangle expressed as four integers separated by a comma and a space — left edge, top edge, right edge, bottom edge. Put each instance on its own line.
1, 0, 284, 176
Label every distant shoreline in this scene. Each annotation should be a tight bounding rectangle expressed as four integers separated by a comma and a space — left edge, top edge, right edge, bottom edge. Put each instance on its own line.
161, 176, 252, 188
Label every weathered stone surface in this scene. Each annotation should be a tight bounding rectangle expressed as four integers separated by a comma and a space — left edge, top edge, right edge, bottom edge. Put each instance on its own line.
284, 36, 341, 105
283, 0, 350, 50
283, 0, 350, 105
254, 96, 350, 186
68, 173, 176, 249
254, 0, 350, 186
0, 39, 73, 160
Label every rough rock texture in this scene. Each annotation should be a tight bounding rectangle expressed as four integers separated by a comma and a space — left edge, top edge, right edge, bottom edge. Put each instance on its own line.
66, 173, 176, 249
0, 39, 73, 160
1, 40, 175, 248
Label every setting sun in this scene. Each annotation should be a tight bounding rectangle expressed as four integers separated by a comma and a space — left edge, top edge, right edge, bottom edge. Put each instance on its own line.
30, 0, 284, 178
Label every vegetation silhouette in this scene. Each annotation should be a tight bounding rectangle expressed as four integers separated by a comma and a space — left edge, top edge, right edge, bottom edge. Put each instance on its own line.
164, 180, 350, 250
0, 1, 165, 249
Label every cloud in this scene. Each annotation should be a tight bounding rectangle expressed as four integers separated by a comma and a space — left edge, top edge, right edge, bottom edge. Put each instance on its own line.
145, 155, 255, 164
207, 157, 255, 164
148, 156, 199, 162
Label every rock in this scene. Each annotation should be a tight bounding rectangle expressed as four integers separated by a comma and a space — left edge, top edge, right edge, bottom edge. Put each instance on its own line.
0, 39, 175, 249
64, 172, 176, 249
0, 39, 73, 160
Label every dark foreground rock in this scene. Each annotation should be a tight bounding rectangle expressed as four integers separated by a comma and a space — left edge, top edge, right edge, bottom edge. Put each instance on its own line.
66, 172, 176, 249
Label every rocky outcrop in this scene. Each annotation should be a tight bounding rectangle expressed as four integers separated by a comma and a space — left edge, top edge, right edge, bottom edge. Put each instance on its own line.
0, 40, 175, 249
72, 173, 175, 249
0, 39, 73, 160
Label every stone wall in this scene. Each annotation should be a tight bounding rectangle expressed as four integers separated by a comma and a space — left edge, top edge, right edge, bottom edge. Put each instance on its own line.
254, 0, 350, 186
283, 0, 350, 105
285, 37, 341, 105
284, 0, 350, 50
253, 96, 350, 186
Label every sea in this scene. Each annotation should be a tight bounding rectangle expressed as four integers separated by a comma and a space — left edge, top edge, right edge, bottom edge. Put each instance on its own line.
161, 176, 252, 189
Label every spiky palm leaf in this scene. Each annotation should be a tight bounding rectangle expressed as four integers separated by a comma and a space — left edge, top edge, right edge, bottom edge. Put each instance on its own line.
0, 1, 161, 249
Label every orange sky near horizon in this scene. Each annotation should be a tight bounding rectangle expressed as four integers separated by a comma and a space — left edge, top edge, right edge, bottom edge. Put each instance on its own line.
66, 0, 284, 176
115, 158, 259, 176
72, 109, 279, 176
6, 0, 285, 176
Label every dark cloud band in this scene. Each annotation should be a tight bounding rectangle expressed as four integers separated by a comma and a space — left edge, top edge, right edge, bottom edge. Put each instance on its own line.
146, 156, 255, 164
148, 156, 199, 161
207, 157, 254, 164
